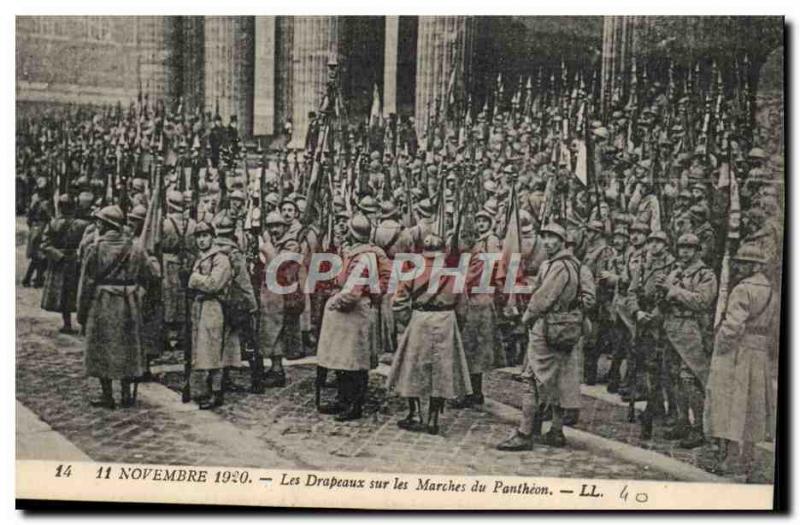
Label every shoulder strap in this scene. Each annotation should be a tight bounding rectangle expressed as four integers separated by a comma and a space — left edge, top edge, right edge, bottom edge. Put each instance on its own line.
95, 240, 133, 283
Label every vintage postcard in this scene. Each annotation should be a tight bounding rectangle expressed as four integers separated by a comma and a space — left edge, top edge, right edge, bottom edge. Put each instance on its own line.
15, 14, 784, 510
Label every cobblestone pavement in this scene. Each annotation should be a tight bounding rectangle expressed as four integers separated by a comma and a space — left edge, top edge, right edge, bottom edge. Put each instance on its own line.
484, 368, 775, 484
14, 225, 678, 480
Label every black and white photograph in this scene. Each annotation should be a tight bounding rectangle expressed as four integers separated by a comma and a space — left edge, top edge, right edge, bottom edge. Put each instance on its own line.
12, 12, 785, 510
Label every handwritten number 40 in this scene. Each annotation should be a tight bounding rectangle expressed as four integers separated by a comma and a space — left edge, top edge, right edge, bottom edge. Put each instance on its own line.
55, 464, 72, 478
619, 485, 648, 504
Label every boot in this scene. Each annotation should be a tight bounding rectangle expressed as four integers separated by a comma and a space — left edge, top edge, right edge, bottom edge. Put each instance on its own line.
541, 428, 567, 447
426, 397, 444, 435
562, 408, 580, 426
639, 411, 653, 440
678, 427, 705, 449
249, 348, 265, 394
663, 421, 690, 440
59, 313, 78, 335
263, 365, 286, 388
120, 379, 134, 408
335, 372, 363, 422
90, 379, 115, 409
199, 391, 224, 410
496, 430, 534, 451
397, 398, 425, 431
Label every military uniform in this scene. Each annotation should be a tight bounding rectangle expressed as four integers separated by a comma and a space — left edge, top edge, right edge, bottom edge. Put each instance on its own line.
705, 247, 779, 447
581, 222, 616, 385
161, 196, 198, 336
40, 205, 91, 324
660, 234, 717, 446
627, 231, 675, 438
78, 206, 159, 408
22, 190, 52, 287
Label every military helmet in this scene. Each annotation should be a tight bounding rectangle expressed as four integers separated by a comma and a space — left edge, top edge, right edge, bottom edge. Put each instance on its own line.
475, 209, 494, 223
212, 213, 236, 236
630, 221, 650, 233
77, 191, 95, 209
647, 230, 669, 244
264, 192, 280, 208
380, 200, 399, 220
518, 209, 534, 234
676, 233, 700, 248
733, 243, 769, 264
613, 224, 629, 238
131, 178, 147, 193
357, 195, 379, 214
229, 189, 246, 202
348, 214, 372, 243
128, 204, 148, 222
587, 220, 605, 234
264, 211, 286, 227
36, 176, 49, 190
194, 221, 215, 236
94, 205, 125, 230
167, 190, 184, 211
540, 222, 567, 241
414, 198, 435, 219
748, 147, 768, 160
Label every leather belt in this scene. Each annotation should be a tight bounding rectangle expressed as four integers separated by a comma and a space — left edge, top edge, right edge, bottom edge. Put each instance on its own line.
413, 304, 455, 312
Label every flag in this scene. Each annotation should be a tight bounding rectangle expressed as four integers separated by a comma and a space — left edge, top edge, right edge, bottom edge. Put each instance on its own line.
714, 153, 741, 329
140, 163, 164, 254
498, 182, 522, 308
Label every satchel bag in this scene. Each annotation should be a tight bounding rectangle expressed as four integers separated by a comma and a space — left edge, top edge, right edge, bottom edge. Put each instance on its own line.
543, 259, 584, 353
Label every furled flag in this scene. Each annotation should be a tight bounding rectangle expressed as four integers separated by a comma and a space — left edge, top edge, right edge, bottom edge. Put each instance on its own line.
714, 152, 741, 329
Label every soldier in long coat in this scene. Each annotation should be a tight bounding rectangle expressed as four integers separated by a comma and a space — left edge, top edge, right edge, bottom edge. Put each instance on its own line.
705, 244, 779, 480
657, 233, 717, 448
317, 214, 391, 421
187, 222, 237, 409
22, 177, 52, 288
387, 234, 473, 435
497, 223, 595, 451
161, 190, 197, 351
40, 194, 91, 333
453, 209, 505, 408
373, 200, 413, 354
78, 205, 159, 409
258, 211, 305, 388
213, 214, 260, 392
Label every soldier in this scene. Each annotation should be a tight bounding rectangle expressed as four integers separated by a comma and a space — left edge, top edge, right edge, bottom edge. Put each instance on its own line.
22, 177, 52, 288
387, 234, 473, 435
628, 230, 675, 439
497, 223, 595, 450
258, 211, 305, 387
77, 205, 159, 409
373, 200, 412, 354
705, 243, 779, 480
187, 222, 236, 409
689, 204, 716, 268
161, 189, 197, 352
212, 214, 260, 393
659, 233, 717, 448
600, 224, 630, 393
617, 221, 649, 401
453, 209, 504, 408
406, 199, 437, 252
40, 194, 92, 334
581, 219, 616, 385
317, 214, 391, 421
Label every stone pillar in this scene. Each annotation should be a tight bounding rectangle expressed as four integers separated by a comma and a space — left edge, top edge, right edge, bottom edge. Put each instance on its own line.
414, 16, 471, 138
383, 16, 399, 117
274, 17, 294, 140
179, 17, 205, 114
204, 16, 255, 137
253, 16, 276, 136
288, 16, 339, 149
136, 16, 174, 104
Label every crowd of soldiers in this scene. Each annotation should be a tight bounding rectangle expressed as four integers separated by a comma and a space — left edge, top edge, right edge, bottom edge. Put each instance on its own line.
16, 58, 783, 481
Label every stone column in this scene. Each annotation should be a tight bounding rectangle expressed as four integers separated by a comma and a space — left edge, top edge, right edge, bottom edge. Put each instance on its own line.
253, 16, 276, 136
288, 16, 339, 149
179, 17, 205, 114
414, 16, 471, 138
136, 16, 174, 104
204, 16, 255, 136
383, 16, 399, 117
